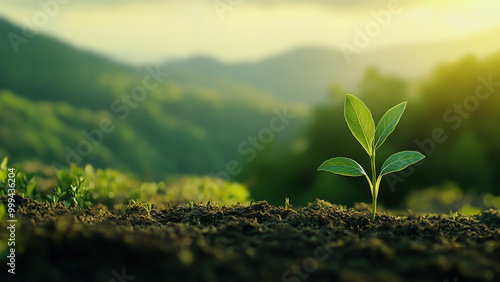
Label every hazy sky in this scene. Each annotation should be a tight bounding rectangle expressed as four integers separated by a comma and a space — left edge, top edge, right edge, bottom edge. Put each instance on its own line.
1, 0, 499, 64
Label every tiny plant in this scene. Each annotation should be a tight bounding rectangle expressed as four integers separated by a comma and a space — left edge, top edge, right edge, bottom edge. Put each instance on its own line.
318, 94, 425, 222
284, 197, 290, 210
124, 199, 152, 214
450, 211, 458, 221
46, 177, 87, 208
46, 184, 67, 205
69, 177, 87, 207
143, 202, 153, 215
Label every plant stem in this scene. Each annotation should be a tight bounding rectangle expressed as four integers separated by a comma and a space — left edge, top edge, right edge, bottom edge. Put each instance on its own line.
371, 191, 377, 222
370, 152, 377, 222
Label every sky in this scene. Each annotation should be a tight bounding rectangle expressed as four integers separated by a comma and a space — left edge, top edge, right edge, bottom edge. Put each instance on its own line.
1, 0, 500, 65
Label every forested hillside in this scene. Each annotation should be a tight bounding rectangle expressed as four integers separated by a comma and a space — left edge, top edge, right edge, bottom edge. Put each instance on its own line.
0, 18, 305, 179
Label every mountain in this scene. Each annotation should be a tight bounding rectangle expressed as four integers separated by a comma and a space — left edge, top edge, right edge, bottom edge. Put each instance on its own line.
0, 18, 142, 109
358, 26, 500, 79
163, 26, 500, 104
164, 47, 351, 105
0, 17, 305, 180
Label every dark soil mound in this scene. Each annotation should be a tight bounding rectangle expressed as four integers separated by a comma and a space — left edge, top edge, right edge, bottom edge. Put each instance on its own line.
1, 195, 499, 282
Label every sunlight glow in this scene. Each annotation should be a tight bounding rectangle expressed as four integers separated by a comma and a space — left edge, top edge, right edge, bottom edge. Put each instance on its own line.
0, 0, 499, 64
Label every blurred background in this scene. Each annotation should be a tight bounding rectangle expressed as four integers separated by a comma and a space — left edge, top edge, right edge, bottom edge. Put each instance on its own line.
1, 0, 500, 212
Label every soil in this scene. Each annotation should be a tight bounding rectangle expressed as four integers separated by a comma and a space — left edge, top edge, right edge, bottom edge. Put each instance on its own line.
1, 195, 500, 282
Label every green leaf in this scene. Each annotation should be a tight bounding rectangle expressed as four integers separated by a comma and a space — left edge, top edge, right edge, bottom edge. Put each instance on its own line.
318, 157, 367, 177
374, 102, 407, 150
0, 157, 7, 170
380, 151, 425, 176
64, 201, 72, 209
345, 94, 375, 155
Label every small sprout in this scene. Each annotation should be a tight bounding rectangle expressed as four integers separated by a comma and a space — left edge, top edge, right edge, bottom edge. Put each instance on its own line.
46, 195, 57, 205
318, 94, 425, 222
69, 177, 87, 207
206, 200, 218, 208
47, 176, 88, 207
284, 198, 290, 210
450, 211, 458, 221
124, 199, 151, 215
46, 184, 66, 205
98, 209, 106, 218
144, 202, 152, 215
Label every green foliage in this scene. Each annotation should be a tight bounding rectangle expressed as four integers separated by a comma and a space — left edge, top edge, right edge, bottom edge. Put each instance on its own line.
0, 156, 7, 171
0, 157, 9, 195
0, 85, 283, 179
46, 184, 69, 207
16, 172, 40, 199
69, 177, 87, 207
405, 182, 499, 213
125, 199, 152, 215
458, 205, 481, 216
0, 202, 6, 255
0, 157, 40, 199
163, 176, 250, 205
46, 177, 86, 208
2, 158, 250, 210
0, 202, 5, 222
318, 94, 424, 221
483, 193, 500, 209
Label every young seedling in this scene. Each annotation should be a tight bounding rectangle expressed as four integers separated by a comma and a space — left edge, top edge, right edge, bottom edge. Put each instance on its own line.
69, 176, 87, 207
46, 184, 67, 205
318, 94, 425, 222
